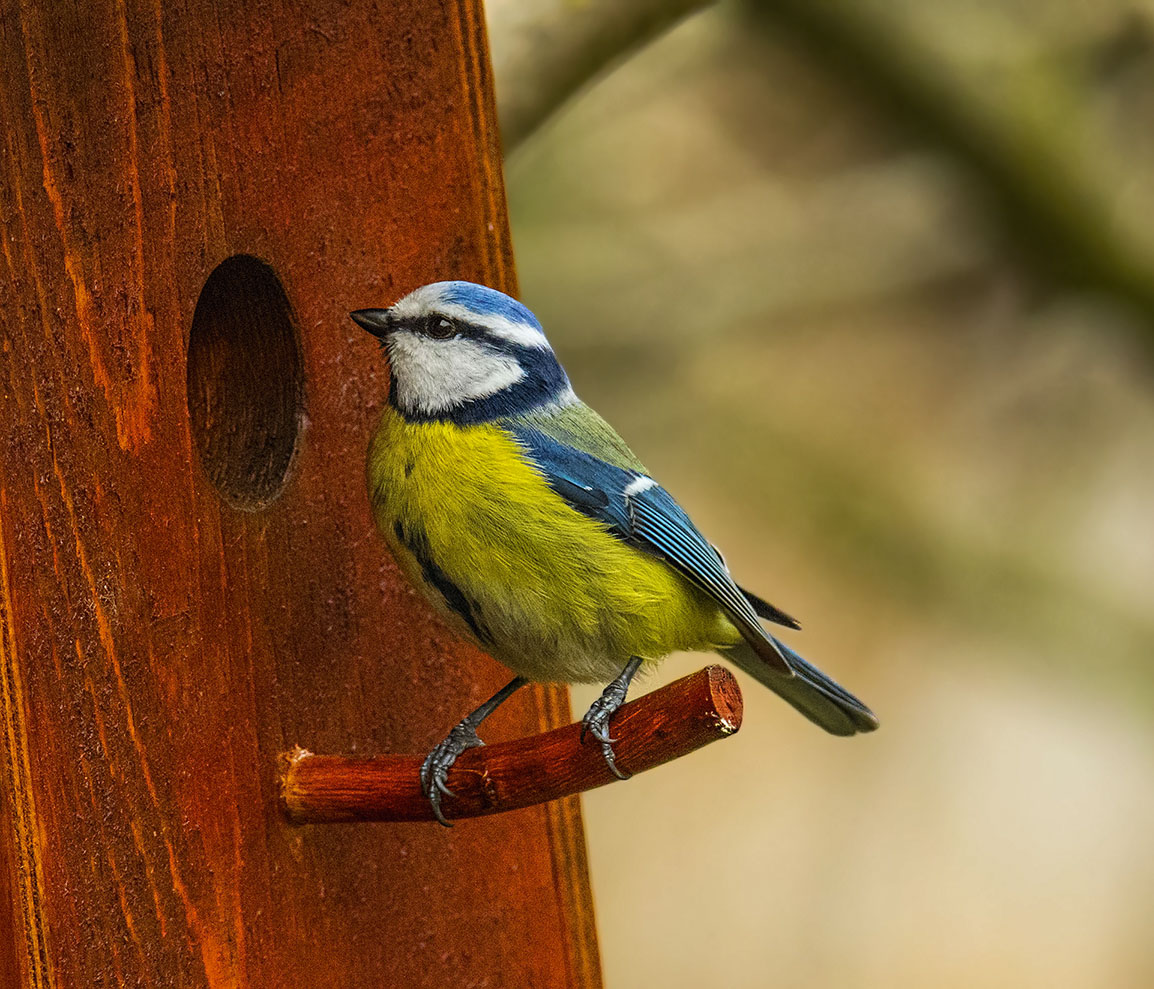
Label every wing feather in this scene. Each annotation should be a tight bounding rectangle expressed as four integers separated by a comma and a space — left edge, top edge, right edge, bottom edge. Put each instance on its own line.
509, 425, 793, 674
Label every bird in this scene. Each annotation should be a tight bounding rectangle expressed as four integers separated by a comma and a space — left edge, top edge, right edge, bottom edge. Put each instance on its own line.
351, 281, 877, 825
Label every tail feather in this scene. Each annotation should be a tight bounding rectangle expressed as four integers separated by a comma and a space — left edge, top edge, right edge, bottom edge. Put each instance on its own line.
724, 637, 878, 737
737, 584, 802, 630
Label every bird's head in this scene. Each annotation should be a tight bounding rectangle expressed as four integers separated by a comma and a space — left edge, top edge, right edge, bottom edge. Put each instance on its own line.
351, 281, 573, 423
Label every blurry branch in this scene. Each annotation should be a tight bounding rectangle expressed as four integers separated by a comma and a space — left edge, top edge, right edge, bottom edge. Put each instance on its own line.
742, 0, 1154, 344
487, 0, 1154, 349
487, 0, 712, 152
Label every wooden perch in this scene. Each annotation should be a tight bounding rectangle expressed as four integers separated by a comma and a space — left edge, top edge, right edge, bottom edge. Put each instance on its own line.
282, 665, 742, 824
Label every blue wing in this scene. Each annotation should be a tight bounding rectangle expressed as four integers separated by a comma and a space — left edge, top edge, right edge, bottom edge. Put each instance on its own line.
510, 426, 794, 674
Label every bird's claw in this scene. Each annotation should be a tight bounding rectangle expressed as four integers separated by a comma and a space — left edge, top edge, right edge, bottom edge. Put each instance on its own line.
582, 725, 616, 746
580, 688, 631, 781
420, 721, 485, 827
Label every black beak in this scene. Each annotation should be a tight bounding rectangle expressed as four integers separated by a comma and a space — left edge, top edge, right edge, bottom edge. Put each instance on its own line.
350, 308, 393, 339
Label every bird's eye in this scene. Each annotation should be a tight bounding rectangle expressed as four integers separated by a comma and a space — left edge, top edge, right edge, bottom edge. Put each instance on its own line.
425, 316, 457, 339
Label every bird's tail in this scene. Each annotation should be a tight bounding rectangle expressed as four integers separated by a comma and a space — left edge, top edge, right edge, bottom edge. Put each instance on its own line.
723, 637, 878, 736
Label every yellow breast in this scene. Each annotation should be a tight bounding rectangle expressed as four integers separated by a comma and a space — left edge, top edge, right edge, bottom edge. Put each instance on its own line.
366, 407, 740, 683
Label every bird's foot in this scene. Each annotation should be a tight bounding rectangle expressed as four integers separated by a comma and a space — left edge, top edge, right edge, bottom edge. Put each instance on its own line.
420, 721, 485, 827
580, 677, 635, 781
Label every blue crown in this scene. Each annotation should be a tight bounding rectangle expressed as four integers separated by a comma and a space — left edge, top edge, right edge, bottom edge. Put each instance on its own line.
436, 281, 543, 331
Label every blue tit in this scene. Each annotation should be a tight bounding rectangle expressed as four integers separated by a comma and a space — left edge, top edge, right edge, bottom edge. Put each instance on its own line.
351, 281, 877, 825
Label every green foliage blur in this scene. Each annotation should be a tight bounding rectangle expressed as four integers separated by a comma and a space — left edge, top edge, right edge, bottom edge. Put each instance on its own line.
502, 2, 1154, 986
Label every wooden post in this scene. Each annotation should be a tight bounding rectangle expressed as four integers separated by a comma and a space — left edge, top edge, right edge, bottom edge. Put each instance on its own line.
0, 2, 602, 985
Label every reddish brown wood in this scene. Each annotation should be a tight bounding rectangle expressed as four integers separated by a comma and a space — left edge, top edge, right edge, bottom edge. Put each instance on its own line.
284, 665, 744, 823
0, 1, 603, 987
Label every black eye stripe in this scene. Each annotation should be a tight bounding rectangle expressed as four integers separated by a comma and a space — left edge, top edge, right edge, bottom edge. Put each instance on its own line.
403, 314, 492, 341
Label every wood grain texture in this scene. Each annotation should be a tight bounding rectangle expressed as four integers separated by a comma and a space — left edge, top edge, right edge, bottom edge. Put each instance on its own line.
0, 1, 603, 986
283, 665, 744, 822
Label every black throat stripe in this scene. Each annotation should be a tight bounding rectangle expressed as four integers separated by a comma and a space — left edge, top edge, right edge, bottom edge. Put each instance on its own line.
395, 521, 491, 645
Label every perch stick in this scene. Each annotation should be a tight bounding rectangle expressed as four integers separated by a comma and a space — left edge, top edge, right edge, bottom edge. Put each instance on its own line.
282, 665, 742, 824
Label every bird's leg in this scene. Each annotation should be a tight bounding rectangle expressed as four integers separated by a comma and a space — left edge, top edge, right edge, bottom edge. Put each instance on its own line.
420, 676, 527, 827
580, 656, 644, 781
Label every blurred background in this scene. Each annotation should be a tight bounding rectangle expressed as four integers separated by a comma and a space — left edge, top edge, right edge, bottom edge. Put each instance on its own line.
486, 1, 1154, 986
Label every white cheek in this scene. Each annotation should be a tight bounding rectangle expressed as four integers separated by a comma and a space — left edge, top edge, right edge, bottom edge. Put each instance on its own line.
388, 333, 525, 414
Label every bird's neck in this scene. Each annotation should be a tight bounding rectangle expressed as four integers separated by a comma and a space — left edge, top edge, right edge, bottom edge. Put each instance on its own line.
389, 348, 574, 425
